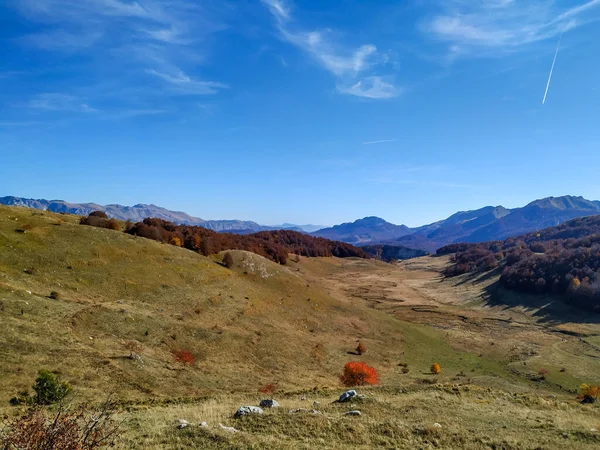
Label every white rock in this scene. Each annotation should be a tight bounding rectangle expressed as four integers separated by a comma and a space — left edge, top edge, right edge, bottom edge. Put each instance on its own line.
338, 390, 357, 403
234, 406, 263, 418
433, 423, 442, 428
200, 421, 209, 427
219, 423, 238, 433
344, 410, 361, 416
259, 399, 280, 408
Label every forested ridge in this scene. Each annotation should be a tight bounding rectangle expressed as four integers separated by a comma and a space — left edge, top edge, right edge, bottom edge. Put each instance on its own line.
82, 214, 366, 264
438, 215, 600, 312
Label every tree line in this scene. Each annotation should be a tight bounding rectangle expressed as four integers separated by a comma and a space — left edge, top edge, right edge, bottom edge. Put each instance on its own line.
437, 215, 600, 313
81, 214, 366, 264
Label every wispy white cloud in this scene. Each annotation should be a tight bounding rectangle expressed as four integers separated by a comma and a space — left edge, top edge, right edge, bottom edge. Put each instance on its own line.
338, 76, 400, 99
27, 93, 98, 112
145, 69, 229, 95
11, 0, 229, 108
362, 138, 397, 145
424, 0, 600, 57
262, 0, 400, 99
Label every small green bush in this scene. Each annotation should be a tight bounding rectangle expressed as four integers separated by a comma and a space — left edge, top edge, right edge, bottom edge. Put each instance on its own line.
49, 291, 60, 300
32, 370, 71, 405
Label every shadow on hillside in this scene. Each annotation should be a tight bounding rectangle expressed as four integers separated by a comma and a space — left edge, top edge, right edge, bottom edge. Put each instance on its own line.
481, 281, 600, 326
451, 265, 505, 287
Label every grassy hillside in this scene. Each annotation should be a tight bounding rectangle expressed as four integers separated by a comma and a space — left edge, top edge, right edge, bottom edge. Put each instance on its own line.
0, 205, 404, 405
1, 205, 600, 449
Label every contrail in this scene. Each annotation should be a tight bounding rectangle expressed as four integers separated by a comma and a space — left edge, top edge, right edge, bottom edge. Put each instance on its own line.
362, 138, 397, 145
542, 32, 564, 105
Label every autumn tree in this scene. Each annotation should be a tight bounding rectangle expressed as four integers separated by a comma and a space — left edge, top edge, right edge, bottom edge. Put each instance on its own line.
431, 363, 441, 374
356, 341, 366, 355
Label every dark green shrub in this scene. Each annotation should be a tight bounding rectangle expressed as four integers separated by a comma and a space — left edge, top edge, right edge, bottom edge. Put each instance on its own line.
49, 291, 60, 300
32, 370, 71, 405
9, 390, 32, 406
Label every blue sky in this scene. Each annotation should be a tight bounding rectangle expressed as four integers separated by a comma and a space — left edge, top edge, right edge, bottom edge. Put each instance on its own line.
1, 0, 600, 227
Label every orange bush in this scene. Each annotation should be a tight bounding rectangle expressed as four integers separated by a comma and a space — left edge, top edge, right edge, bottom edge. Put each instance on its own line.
173, 350, 195, 365
340, 362, 379, 387
356, 342, 366, 355
579, 383, 600, 399
431, 363, 441, 374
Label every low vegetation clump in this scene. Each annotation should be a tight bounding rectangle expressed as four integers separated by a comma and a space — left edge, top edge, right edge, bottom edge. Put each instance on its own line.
438, 215, 600, 312
340, 362, 379, 387
259, 383, 276, 397
1, 397, 121, 450
356, 341, 366, 355
578, 383, 600, 402
80, 212, 120, 231
172, 350, 195, 366
222, 252, 234, 268
10, 370, 71, 406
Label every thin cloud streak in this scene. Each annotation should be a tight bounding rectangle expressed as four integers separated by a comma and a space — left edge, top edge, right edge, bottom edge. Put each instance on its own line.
362, 138, 397, 145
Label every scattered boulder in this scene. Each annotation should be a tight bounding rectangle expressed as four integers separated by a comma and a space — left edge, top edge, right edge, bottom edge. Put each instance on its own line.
344, 410, 361, 416
581, 395, 596, 404
219, 423, 238, 433
338, 390, 357, 403
259, 399, 280, 408
175, 419, 190, 429
433, 423, 442, 428
200, 421, 209, 427
234, 406, 263, 418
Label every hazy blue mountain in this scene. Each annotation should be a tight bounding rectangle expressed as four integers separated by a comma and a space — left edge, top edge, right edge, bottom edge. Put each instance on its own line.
273, 223, 326, 233
312, 216, 412, 244
0, 196, 291, 233
314, 196, 600, 252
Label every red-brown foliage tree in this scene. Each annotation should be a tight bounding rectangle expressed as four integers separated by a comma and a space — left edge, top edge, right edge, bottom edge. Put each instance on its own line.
172, 350, 195, 366
340, 362, 379, 387
431, 362, 441, 374
356, 341, 366, 355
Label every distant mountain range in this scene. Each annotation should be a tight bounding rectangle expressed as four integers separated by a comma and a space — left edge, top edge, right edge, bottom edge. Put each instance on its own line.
312, 196, 600, 252
0, 196, 323, 233
4, 194, 600, 253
